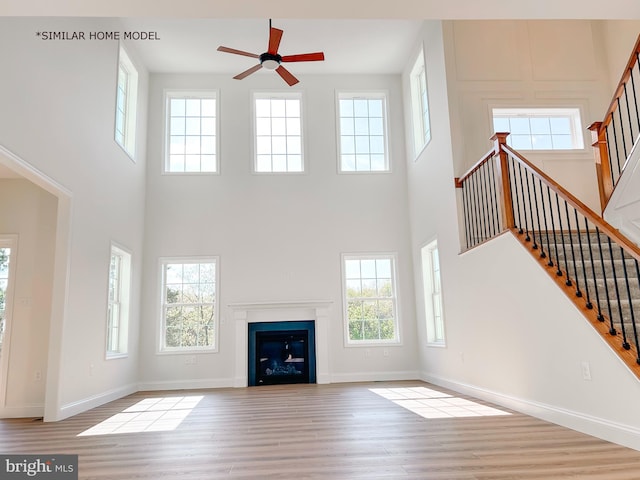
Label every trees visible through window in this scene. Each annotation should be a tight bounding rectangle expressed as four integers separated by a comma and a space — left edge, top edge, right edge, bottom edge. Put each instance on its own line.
254, 93, 303, 173
161, 259, 218, 351
107, 244, 131, 357
0, 244, 12, 360
166, 93, 218, 173
492, 108, 584, 150
343, 254, 399, 344
338, 93, 389, 172
115, 46, 138, 159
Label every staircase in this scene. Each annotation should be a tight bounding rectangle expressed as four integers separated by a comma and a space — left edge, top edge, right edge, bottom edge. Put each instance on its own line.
530, 230, 640, 352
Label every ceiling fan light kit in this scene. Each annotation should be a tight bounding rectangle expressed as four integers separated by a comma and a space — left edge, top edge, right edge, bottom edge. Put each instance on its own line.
217, 20, 325, 86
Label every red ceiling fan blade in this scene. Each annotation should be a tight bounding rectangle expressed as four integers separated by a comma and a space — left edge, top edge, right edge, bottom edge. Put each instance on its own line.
281, 52, 325, 63
268, 27, 283, 55
217, 46, 260, 59
275, 65, 299, 86
233, 64, 263, 80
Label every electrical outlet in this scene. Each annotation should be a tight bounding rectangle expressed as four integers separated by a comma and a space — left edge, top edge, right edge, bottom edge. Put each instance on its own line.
581, 361, 592, 381
365, 349, 371, 358
34, 370, 41, 381
89, 363, 95, 377
383, 348, 389, 357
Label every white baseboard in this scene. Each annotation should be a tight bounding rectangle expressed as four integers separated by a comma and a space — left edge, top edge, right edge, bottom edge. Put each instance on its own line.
0, 404, 44, 419
331, 370, 420, 384
137, 378, 235, 391
57, 383, 138, 421
421, 372, 640, 452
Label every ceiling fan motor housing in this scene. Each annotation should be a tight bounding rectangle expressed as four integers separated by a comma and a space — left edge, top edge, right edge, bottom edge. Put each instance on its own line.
260, 52, 282, 70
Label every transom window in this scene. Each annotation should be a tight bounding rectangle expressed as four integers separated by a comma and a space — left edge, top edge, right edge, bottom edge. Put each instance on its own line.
160, 258, 219, 352
166, 93, 218, 173
410, 48, 431, 156
342, 254, 399, 344
107, 244, 131, 357
338, 93, 389, 172
254, 93, 303, 173
421, 240, 445, 346
115, 46, 138, 159
492, 108, 584, 150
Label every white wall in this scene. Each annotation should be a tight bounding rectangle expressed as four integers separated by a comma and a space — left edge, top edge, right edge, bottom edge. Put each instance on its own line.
139, 72, 418, 388
445, 20, 613, 213
0, 179, 56, 417
0, 17, 148, 420
403, 20, 640, 450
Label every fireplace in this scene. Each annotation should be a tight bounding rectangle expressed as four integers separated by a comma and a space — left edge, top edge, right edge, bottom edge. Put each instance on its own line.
229, 300, 331, 387
248, 321, 316, 386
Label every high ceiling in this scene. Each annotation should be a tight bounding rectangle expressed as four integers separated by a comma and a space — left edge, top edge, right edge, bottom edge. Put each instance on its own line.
116, 18, 424, 75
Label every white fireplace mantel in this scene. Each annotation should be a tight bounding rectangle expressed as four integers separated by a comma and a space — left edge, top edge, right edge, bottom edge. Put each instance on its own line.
228, 300, 333, 387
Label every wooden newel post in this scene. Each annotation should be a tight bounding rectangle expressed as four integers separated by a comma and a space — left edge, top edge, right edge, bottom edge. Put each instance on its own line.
491, 132, 515, 230
588, 121, 613, 212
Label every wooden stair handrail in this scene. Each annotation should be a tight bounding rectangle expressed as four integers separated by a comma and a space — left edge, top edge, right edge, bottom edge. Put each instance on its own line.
589, 34, 640, 210
502, 143, 640, 264
593, 34, 640, 134
454, 146, 496, 188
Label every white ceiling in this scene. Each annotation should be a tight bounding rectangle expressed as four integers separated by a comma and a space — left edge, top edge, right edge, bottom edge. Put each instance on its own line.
116, 18, 424, 75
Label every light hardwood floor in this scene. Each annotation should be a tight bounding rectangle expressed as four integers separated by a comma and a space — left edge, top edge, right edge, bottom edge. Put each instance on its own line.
2, 381, 640, 479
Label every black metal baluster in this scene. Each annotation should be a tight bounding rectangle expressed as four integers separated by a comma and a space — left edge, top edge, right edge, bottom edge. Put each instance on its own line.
608, 237, 629, 349
596, 227, 615, 333
531, 174, 545, 258
517, 162, 530, 241
486, 159, 499, 235
584, 217, 604, 319
509, 158, 523, 234
555, 195, 568, 281
479, 162, 490, 240
462, 183, 471, 249
574, 210, 592, 309
620, 248, 639, 354
617, 97, 629, 161
605, 127, 617, 186
610, 114, 623, 180
624, 83, 634, 140
539, 178, 552, 265
481, 161, 495, 238
547, 186, 561, 275
525, 169, 538, 250
470, 171, 480, 247
564, 200, 581, 297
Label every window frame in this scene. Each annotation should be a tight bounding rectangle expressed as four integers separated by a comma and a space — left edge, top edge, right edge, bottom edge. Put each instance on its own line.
114, 45, 138, 161
0, 235, 17, 408
341, 253, 401, 346
158, 256, 220, 354
409, 47, 431, 158
491, 107, 586, 152
252, 91, 305, 174
420, 240, 446, 347
106, 242, 132, 359
336, 91, 391, 174
163, 90, 220, 175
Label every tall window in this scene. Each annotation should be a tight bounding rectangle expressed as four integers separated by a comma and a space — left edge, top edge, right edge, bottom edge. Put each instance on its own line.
160, 258, 219, 352
338, 93, 389, 172
492, 108, 584, 150
166, 92, 218, 173
410, 48, 431, 156
107, 244, 132, 357
0, 240, 14, 362
421, 240, 445, 345
115, 46, 138, 159
342, 254, 399, 344
254, 93, 303, 173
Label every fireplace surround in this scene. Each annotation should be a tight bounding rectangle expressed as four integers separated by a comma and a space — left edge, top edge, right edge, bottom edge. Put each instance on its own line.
229, 300, 332, 387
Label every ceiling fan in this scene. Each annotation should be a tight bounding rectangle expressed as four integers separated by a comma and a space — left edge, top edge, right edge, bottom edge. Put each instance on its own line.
217, 20, 325, 86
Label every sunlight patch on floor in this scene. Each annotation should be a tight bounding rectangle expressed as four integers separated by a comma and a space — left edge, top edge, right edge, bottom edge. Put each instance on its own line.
78, 395, 204, 436
369, 386, 511, 419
